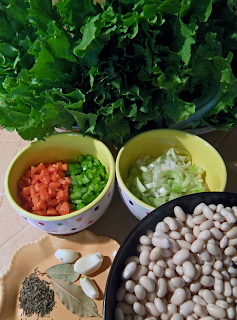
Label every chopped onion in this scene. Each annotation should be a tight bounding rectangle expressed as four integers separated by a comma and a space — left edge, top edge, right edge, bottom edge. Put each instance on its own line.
125, 148, 209, 207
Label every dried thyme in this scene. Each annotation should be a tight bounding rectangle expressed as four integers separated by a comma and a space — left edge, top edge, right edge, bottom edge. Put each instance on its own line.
19, 268, 55, 317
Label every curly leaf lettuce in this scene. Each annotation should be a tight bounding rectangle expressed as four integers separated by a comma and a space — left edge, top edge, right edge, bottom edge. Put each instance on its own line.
0, 0, 237, 148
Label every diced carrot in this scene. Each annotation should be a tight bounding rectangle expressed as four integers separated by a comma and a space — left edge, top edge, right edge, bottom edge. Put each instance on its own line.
21, 176, 31, 186
31, 166, 38, 177
58, 202, 71, 215
62, 163, 68, 171
37, 162, 47, 172
39, 188, 49, 201
48, 187, 57, 199
18, 179, 27, 189
47, 207, 58, 215
49, 181, 61, 189
18, 160, 71, 217
25, 168, 31, 178
34, 210, 48, 216
41, 174, 51, 185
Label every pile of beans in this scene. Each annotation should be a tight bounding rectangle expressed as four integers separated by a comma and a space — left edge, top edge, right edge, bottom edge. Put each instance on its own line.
114, 203, 237, 320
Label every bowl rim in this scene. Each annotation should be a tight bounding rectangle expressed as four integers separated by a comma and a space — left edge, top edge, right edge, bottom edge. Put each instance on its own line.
4, 132, 115, 221
115, 128, 227, 210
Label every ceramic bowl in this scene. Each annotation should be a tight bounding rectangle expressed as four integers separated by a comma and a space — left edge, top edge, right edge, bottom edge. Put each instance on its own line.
103, 192, 237, 320
5, 132, 115, 234
115, 129, 227, 220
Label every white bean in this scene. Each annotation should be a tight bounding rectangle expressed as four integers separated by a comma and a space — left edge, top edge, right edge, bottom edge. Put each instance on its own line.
174, 206, 186, 222
202, 289, 215, 304
220, 208, 237, 223
124, 293, 138, 304
173, 249, 190, 265
179, 300, 195, 317
191, 239, 205, 253
145, 302, 160, 317
152, 236, 170, 249
183, 261, 196, 278
134, 284, 146, 300
150, 247, 162, 261
193, 303, 208, 317
163, 216, 179, 230
122, 262, 137, 280
117, 301, 133, 315
206, 304, 227, 319
170, 288, 186, 306
140, 235, 152, 245
139, 276, 155, 293
139, 250, 150, 266
114, 307, 124, 320
133, 302, 146, 316
154, 297, 167, 313
125, 280, 136, 293
157, 278, 167, 298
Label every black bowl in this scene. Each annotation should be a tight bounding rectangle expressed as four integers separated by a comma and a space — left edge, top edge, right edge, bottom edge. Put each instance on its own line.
103, 192, 237, 320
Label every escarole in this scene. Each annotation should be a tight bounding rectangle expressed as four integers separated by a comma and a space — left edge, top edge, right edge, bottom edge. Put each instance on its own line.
0, 0, 237, 148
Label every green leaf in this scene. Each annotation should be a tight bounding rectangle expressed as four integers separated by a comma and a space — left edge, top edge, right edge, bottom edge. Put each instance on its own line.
46, 264, 80, 283
51, 278, 99, 317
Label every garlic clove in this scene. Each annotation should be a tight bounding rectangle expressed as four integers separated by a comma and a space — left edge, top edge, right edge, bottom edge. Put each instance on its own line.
55, 249, 80, 264
74, 252, 103, 275
80, 276, 99, 299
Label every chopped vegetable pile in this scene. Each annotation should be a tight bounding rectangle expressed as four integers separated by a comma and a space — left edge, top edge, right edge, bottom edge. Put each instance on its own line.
0, 0, 237, 148
126, 148, 209, 207
18, 161, 72, 215
67, 154, 109, 211
18, 155, 109, 216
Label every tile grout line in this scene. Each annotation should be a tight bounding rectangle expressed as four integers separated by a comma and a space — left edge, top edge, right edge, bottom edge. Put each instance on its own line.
0, 224, 38, 250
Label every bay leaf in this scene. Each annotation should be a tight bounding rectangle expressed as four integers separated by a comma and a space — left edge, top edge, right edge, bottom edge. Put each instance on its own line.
46, 264, 80, 283
51, 278, 100, 317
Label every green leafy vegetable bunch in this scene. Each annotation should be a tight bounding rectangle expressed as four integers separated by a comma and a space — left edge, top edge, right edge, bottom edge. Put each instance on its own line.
0, 0, 237, 148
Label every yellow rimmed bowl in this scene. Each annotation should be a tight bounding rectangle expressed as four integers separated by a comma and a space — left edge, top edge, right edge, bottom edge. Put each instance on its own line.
5, 132, 115, 234
115, 129, 227, 220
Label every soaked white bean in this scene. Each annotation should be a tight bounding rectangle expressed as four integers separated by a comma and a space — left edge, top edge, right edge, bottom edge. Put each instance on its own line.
152, 236, 170, 249
139, 276, 155, 293
170, 288, 186, 306
122, 262, 137, 280
114, 306, 124, 320
163, 216, 179, 230
134, 284, 146, 300
133, 302, 146, 316
150, 246, 162, 261
174, 206, 186, 222
145, 302, 160, 317
140, 235, 152, 246
191, 239, 205, 253
173, 248, 190, 265
115, 202, 237, 320
206, 303, 227, 319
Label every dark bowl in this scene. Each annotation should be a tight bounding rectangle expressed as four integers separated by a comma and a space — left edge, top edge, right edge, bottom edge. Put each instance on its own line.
103, 192, 237, 320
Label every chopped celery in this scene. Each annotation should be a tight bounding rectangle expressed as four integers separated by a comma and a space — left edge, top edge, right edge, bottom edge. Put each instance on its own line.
67, 154, 109, 210
126, 148, 209, 208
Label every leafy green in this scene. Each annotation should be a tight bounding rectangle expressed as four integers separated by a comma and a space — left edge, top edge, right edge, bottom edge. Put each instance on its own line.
0, 0, 237, 148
